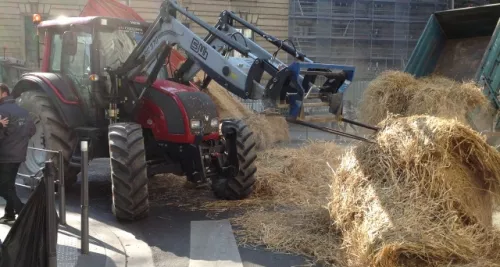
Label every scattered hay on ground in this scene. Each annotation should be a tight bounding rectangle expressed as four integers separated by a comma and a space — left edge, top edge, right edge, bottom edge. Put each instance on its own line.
148, 141, 348, 266
148, 174, 218, 210
232, 207, 343, 266
194, 72, 290, 150
215, 142, 347, 265
358, 71, 491, 128
252, 141, 342, 205
205, 141, 345, 209
149, 141, 345, 210
329, 115, 500, 267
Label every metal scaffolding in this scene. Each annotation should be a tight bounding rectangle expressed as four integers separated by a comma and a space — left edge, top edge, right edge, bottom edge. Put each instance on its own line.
289, 0, 450, 80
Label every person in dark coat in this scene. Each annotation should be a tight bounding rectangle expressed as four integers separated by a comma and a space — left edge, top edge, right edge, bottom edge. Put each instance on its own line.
0, 84, 36, 223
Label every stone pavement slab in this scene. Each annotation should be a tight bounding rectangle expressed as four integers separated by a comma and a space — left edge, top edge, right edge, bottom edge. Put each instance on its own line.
0, 198, 113, 267
0, 187, 154, 267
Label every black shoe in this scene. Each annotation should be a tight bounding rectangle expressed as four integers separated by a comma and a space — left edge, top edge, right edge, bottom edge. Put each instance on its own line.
15, 204, 24, 215
0, 215, 15, 224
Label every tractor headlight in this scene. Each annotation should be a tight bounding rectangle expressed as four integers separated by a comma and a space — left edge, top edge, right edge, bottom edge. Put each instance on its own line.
210, 118, 219, 128
190, 119, 201, 129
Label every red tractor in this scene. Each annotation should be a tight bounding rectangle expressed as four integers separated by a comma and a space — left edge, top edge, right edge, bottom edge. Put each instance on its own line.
13, 10, 258, 221
14, 0, 366, 221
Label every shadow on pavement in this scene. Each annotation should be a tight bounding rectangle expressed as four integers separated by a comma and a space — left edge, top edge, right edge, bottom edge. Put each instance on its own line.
57, 157, 321, 266
57, 244, 115, 267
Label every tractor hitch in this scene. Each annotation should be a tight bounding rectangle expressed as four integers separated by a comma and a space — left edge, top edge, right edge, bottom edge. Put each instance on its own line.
285, 116, 378, 144
341, 117, 380, 132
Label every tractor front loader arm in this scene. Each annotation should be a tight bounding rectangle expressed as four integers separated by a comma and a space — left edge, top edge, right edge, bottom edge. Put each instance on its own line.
194, 7, 379, 141
111, 0, 266, 104
112, 0, 379, 142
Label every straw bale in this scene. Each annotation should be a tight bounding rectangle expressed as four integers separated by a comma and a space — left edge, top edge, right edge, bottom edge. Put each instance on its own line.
359, 71, 418, 126
195, 72, 290, 150
242, 114, 290, 151
328, 115, 500, 267
201, 78, 253, 119
359, 71, 491, 128
407, 76, 490, 125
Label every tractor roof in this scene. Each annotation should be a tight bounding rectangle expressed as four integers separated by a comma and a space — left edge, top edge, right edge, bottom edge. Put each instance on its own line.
37, 16, 149, 30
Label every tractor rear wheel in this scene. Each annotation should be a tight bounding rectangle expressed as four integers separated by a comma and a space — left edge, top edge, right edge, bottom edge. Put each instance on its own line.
212, 119, 257, 200
16, 90, 79, 186
108, 123, 149, 221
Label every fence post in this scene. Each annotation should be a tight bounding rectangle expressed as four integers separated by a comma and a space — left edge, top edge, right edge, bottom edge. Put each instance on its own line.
44, 160, 58, 267
80, 141, 89, 255
58, 151, 66, 225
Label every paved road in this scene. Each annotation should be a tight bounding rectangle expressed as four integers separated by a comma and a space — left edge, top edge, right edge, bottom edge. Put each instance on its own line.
30, 124, 493, 267
11, 125, 347, 266
62, 158, 315, 267
70, 125, 353, 267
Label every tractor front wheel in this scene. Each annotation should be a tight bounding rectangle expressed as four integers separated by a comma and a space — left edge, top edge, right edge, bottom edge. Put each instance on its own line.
212, 119, 257, 200
108, 123, 150, 221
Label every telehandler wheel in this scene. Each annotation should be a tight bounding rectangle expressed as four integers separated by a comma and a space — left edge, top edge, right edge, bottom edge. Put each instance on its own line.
212, 119, 257, 200
16, 90, 79, 186
108, 123, 150, 221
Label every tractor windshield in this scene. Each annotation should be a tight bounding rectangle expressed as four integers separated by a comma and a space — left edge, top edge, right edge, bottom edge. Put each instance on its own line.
98, 28, 143, 72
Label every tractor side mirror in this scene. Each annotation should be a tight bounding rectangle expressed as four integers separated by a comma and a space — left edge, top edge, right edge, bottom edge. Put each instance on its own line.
62, 31, 77, 56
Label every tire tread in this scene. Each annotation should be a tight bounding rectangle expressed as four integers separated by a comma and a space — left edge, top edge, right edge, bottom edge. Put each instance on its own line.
108, 123, 150, 221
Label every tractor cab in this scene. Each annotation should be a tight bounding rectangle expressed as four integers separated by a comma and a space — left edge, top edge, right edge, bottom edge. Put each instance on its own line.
32, 14, 150, 123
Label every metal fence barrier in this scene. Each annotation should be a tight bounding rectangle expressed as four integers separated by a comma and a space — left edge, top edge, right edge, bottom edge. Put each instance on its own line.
80, 141, 89, 255
14, 143, 91, 264
44, 160, 58, 267
14, 148, 63, 267
16, 147, 66, 226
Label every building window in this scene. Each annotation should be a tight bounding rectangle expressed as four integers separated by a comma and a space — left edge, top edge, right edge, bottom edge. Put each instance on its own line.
24, 15, 38, 67
232, 28, 253, 58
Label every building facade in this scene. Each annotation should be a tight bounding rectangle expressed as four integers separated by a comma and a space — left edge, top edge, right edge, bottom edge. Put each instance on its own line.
0, 0, 84, 69
177, 0, 289, 62
288, 0, 452, 81
0, 0, 289, 70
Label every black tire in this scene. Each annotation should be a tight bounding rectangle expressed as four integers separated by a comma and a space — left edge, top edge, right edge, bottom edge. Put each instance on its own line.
16, 90, 79, 186
108, 123, 149, 221
212, 119, 257, 200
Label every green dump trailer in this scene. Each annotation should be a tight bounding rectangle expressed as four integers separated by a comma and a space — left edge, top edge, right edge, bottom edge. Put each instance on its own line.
404, 4, 500, 145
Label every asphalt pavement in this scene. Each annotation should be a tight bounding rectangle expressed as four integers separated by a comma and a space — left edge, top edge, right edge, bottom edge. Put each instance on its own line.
64, 158, 316, 267
72, 125, 344, 267
24, 123, 496, 267
3, 124, 344, 267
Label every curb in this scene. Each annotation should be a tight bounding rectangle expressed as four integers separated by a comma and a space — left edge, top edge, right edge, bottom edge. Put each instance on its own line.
64, 205, 155, 267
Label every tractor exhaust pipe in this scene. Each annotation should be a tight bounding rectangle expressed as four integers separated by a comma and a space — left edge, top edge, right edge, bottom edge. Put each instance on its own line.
92, 83, 108, 108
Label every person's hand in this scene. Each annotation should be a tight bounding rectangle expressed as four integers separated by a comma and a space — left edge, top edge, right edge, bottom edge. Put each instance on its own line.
0, 117, 9, 127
